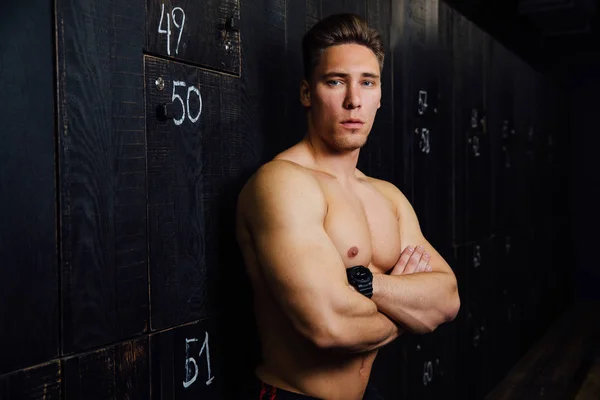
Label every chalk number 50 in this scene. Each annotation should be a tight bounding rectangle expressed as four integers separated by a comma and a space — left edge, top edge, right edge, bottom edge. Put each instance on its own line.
172, 81, 202, 126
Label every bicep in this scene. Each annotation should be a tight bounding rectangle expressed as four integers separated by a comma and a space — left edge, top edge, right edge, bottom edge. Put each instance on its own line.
245, 162, 350, 337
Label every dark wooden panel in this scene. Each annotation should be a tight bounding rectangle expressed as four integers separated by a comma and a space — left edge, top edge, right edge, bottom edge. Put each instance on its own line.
511, 57, 536, 233
455, 241, 494, 399
230, 0, 287, 384
488, 233, 526, 381
282, 0, 315, 158
397, 0, 441, 197
399, 0, 454, 250
487, 40, 515, 236
63, 337, 149, 399
0, 362, 61, 400
239, 0, 285, 163
150, 318, 228, 399
369, 338, 406, 400
146, 0, 240, 75
145, 56, 242, 329
432, 247, 459, 398
453, 13, 490, 245
322, 0, 367, 18
0, 0, 59, 374
403, 334, 438, 400
362, 0, 395, 184
57, 0, 149, 354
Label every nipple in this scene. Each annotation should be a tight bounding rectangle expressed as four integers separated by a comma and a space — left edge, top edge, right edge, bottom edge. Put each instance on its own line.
347, 246, 359, 258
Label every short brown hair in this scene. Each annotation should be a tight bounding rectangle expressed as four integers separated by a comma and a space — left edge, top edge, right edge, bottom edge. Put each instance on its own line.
302, 13, 385, 81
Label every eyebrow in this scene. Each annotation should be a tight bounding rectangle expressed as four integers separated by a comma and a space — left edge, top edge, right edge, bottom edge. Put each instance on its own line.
320, 72, 380, 80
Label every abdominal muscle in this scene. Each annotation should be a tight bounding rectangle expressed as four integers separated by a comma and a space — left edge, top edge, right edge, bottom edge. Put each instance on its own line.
252, 278, 378, 400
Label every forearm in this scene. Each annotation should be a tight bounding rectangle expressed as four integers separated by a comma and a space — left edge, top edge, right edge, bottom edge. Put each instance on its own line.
320, 287, 401, 353
371, 272, 460, 334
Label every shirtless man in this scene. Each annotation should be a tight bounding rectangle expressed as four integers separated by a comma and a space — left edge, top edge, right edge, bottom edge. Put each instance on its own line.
236, 13, 460, 400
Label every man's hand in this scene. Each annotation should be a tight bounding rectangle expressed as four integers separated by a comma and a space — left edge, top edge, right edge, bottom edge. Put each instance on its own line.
390, 245, 432, 275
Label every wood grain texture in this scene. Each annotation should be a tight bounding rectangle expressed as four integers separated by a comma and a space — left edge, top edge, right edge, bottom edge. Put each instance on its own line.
322, 0, 366, 18
63, 337, 149, 400
0, 362, 61, 400
452, 12, 490, 245
455, 240, 494, 399
400, 0, 454, 250
146, 0, 240, 75
393, 0, 450, 252
57, 0, 149, 354
284, 0, 315, 158
363, 0, 395, 185
487, 40, 516, 236
0, 0, 59, 375
231, 0, 287, 383
145, 56, 242, 329
150, 318, 227, 399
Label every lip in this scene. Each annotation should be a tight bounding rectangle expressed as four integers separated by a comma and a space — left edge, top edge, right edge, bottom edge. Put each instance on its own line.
340, 119, 364, 129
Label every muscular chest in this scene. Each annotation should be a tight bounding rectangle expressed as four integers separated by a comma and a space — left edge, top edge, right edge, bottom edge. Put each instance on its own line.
319, 178, 402, 273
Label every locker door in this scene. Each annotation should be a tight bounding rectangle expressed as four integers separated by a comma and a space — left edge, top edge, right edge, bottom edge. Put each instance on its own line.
63, 338, 149, 400
394, 0, 453, 250
362, 0, 396, 185
453, 14, 490, 245
456, 242, 493, 399
403, 334, 438, 400
150, 318, 227, 399
0, 0, 59, 375
487, 40, 515, 236
57, 0, 149, 355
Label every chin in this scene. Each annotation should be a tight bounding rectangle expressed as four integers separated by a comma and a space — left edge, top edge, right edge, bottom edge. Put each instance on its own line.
330, 136, 368, 152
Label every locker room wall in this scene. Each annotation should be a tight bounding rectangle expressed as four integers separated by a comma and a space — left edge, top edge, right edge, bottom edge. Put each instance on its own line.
569, 62, 600, 302
0, 0, 572, 398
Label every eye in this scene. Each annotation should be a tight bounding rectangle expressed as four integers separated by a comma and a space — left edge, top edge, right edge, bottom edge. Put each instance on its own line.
326, 80, 343, 86
362, 80, 376, 87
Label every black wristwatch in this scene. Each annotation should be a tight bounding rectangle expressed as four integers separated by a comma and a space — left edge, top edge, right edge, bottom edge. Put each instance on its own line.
346, 266, 373, 298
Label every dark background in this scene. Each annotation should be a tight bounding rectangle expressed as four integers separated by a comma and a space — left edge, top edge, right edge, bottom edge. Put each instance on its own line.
0, 0, 595, 398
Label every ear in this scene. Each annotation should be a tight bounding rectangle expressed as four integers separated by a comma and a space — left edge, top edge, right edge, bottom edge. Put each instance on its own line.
300, 79, 311, 107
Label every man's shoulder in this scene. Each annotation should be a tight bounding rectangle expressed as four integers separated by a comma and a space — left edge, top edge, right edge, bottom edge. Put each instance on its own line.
357, 170, 404, 201
248, 159, 319, 190
238, 159, 325, 216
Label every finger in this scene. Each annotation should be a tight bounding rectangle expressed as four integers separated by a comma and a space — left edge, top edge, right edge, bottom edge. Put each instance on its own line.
391, 246, 415, 275
404, 245, 425, 274
416, 252, 431, 273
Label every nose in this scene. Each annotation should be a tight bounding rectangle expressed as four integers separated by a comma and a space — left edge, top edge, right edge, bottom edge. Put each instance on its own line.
343, 83, 361, 110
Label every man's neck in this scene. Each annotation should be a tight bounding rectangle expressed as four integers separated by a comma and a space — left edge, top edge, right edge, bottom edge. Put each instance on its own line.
303, 135, 360, 183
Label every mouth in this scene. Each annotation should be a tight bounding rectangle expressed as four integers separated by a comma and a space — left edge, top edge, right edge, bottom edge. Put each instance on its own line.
340, 119, 365, 129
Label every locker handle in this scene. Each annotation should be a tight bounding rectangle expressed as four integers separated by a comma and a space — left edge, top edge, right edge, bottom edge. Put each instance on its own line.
157, 102, 175, 120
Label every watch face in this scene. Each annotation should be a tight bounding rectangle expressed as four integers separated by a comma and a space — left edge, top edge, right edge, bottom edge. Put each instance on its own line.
353, 268, 371, 282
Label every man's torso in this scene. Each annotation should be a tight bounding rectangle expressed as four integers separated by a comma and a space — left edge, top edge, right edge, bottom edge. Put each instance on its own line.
237, 146, 403, 399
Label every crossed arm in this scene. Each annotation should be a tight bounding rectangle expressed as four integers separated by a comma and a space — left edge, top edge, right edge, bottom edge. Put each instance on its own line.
238, 161, 459, 355
368, 179, 460, 334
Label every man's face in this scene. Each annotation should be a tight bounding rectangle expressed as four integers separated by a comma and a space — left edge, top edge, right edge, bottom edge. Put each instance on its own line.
301, 43, 381, 152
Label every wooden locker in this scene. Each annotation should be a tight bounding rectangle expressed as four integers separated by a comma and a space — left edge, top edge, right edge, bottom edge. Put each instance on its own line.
150, 318, 229, 399
392, 0, 453, 250
455, 241, 494, 399
487, 40, 515, 236
56, 0, 149, 354
362, 0, 396, 185
453, 13, 491, 245
0, 362, 61, 400
63, 337, 149, 399
0, 0, 60, 375
146, 0, 241, 76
